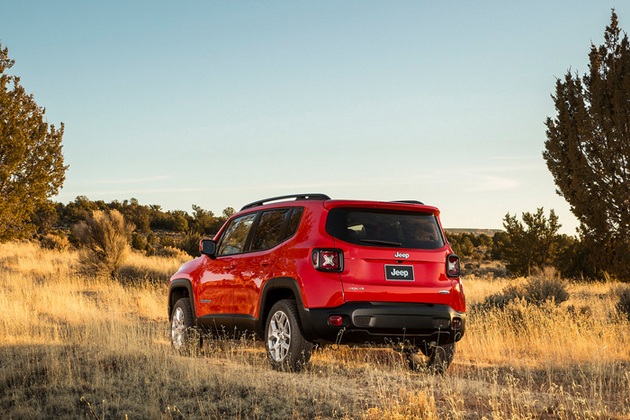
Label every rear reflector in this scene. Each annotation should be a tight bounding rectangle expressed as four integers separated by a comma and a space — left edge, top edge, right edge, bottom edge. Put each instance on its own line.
452, 317, 462, 330
446, 254, 460, 277
328, 315, 343, 327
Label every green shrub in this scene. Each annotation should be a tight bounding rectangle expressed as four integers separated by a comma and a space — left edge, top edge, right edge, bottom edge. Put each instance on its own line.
131, 233, 148, 251
159, 235, 177, 248
177, 231, 202, 257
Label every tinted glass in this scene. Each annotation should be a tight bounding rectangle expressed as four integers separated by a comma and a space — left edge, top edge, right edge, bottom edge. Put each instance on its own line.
250, 209, 291, 251
249, 208, 304, 251
286, 208, 303, 237
217, 213, 257, 256
326, 208, 445, 249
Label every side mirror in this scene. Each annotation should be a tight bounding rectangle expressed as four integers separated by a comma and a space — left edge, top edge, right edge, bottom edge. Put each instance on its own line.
200, 239, 217, 257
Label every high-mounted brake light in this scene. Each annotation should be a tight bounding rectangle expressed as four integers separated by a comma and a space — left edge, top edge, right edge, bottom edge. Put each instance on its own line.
312, 249, 344, 272
446, 254, 460, 277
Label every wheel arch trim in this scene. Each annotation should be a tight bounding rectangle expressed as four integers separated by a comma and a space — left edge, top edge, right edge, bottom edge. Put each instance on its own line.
168, 279, 197, 325
256, 276, 322, 341
257, 277, 308, 336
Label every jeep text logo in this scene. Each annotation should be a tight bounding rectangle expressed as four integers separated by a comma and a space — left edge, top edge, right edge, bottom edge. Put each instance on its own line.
394, 252, 410, 259
390, 268, 410, 277
385, 264, 414, 281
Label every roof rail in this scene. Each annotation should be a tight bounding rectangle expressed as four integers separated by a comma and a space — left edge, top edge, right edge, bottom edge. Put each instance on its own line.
241, 193, 331, 211
391, 200, 424, 205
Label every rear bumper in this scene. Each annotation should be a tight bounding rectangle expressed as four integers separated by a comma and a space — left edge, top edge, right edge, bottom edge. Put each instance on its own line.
299, 302, 465, 345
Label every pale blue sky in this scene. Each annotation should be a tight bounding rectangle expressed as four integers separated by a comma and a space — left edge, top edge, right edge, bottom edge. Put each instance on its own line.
3, 1, 628, 234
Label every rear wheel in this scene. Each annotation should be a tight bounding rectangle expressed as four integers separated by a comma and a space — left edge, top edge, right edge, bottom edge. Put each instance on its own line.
170, 298, 199, 354
265, 299, 314, 372
407, 342, 455, 374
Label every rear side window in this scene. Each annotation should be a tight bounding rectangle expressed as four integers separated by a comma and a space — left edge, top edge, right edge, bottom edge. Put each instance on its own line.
325, 208, 445, 249
250, 207, 304, 252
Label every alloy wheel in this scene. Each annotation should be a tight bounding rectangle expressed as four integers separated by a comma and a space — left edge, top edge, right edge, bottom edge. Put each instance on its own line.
171, 306, 186, 349
267, 310, 291, 362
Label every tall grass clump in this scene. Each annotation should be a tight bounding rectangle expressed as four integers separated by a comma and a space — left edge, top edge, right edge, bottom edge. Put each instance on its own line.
73, 209, 134, 277
38, 232, 71, 251
116, 247, 190, 284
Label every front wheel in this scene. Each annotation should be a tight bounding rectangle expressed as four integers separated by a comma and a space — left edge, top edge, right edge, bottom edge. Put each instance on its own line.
265, 299, 314, 372
170, 298, 199, 354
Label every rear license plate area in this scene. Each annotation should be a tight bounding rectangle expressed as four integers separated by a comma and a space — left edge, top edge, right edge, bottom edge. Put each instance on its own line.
384, 265, 414, 281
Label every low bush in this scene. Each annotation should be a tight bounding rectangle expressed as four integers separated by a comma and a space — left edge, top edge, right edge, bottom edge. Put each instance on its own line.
522, 268, 570, 305
157, 245, 191, 260
479, 267, 569, 310
131, 233, 148, 251
176, 231, 203, 257
39, 233, 70, 251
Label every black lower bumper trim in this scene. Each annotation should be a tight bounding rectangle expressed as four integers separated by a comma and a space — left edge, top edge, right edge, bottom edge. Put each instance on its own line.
299, 302, 465, 345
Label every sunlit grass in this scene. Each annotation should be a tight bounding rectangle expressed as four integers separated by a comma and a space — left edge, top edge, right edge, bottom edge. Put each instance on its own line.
1, 242, 629, 418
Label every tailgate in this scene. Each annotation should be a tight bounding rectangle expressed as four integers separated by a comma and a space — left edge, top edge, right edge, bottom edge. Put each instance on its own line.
339, 246, 454, 304
323, 203, 456, 305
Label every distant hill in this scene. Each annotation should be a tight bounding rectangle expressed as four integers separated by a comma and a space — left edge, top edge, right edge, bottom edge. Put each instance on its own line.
444, 228, 503, 236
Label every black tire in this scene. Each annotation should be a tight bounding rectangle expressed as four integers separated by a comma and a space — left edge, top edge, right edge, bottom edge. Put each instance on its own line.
407, 343, 455, 374
265, 299, 314, 372
170, 298, 199, 354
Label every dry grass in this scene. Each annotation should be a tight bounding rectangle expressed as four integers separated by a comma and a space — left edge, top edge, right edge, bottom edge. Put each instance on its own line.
1, 242, 629, 418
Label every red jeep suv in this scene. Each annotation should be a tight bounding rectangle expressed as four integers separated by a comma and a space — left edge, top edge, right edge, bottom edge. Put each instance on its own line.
168, 194, 465, 372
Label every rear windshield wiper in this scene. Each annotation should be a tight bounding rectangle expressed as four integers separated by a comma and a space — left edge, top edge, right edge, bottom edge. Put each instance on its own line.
358, 239, 402, 247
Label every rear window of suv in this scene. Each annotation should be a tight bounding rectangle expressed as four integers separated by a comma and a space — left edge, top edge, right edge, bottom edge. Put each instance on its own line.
325, 208, 445, 250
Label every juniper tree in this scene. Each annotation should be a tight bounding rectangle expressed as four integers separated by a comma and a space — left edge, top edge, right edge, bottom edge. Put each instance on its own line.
0, 42, 67, 240
544, 10, 630, 280
502, 208, 563, 276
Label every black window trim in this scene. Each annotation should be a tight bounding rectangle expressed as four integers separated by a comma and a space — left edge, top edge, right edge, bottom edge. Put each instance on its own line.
216, 207, 304, 256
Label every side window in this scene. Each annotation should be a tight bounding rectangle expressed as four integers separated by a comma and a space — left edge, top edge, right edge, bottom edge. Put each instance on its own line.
216, 213, 257, 256
250, 208, 304, 252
